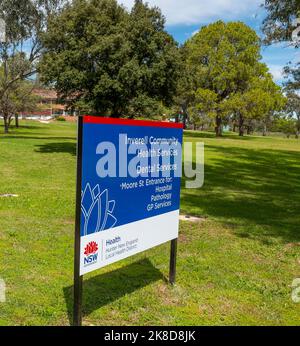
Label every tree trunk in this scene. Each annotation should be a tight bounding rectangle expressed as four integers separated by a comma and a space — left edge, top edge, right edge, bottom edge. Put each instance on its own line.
182, 113, 188, 129
263, 124, 267, 136
181, 104, 188, 130
239, 114, 244, 136
233, 123, 236, 132
215, 115, 222, 137
15, 114, 19, 128
4, 116, 9, 134
111, 106, 121, 118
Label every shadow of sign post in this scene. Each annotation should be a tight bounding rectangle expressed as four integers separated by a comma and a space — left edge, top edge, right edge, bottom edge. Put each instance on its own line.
64, 258, 163, 325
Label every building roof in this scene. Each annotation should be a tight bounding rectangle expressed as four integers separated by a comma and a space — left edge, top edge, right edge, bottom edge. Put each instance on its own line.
32, 88, 58, 100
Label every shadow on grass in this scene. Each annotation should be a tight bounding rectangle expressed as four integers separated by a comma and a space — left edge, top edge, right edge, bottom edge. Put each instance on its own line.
184, 130, 258, 140
1, 136, 76, 141
35, 142, 76, 155
0, 123, 76, 140
181, 145, 300, 243
11, 124, 43, 130
0, 124, 42, 131
63, 258, 164, 325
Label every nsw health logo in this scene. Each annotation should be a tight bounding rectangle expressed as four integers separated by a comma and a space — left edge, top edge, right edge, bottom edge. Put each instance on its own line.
84, 241, 99, 266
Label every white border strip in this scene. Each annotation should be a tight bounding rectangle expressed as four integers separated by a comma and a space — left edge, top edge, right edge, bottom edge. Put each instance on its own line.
80, 210, 179, 275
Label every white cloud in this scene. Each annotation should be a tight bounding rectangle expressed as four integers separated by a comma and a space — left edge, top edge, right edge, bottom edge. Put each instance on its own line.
268, 64, 284, 82
118, 0, 262, 26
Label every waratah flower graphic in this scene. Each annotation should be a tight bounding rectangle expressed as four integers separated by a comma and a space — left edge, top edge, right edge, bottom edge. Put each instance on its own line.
84, 241, 98, 256
81, 183, 117, 236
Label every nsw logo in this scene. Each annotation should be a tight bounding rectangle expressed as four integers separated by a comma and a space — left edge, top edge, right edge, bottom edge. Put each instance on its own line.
84, 241, 99, 266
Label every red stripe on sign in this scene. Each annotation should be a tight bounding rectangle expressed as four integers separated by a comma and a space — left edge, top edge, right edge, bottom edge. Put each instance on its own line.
83, 115, 184, 129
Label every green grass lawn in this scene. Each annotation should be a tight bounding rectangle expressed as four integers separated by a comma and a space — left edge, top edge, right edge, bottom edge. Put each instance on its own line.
0, 120, 299, 326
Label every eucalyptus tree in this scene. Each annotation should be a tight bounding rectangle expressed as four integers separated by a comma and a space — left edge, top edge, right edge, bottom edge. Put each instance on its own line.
0, 0, 64, 132
262, 0, 299, 45
263, 0, 300, 108
0, 67, 39, 129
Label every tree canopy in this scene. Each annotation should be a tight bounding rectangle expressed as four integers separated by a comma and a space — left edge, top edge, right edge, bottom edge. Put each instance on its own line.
0, 64, 39, 130
0, 1, 289, 137
40, 0, 181, 117
183, 21, 273, 136
262, 0, 300, 45
262, 0, 300, 123
0, 0, 64, 132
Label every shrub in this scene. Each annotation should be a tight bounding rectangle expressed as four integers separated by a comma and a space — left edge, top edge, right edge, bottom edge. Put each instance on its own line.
56, 116, 66, 122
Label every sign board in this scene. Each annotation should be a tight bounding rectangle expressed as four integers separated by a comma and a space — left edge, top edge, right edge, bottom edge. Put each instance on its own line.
78, 116, 183, 275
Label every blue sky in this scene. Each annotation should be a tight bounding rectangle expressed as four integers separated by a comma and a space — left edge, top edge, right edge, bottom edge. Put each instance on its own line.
119, 0, 298, 85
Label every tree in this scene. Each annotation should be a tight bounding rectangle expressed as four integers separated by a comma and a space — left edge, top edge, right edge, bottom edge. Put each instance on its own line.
0, 66, 40, 131
262, 0, 300, 45
12, 82, 40, 126
283, 65, 300, 93
274, 117, 297, 138
189, 88, 217, 130
40, 0, 181, 117
0, 0, 64, 132
171, 46, 196, 128
262, 1, 300, 97
286, 91, 300, 137
222, 72, 286, 136
184, 21, 263, 136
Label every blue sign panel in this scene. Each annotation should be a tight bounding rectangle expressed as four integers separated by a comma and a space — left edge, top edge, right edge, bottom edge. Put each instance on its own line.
79, 116, 183, 275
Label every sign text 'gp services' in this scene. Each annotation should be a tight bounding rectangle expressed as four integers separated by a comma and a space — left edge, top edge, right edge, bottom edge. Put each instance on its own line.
79, 116, 183, 275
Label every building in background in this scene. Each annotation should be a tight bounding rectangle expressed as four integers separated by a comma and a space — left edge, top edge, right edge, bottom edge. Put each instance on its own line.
21, 88, 75, 119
